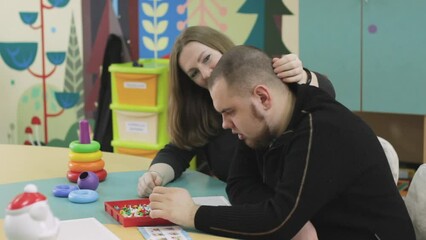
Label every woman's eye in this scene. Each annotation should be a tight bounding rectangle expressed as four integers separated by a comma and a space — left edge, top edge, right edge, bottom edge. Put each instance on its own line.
203, 54, 211, 63
190, 71, 199, 79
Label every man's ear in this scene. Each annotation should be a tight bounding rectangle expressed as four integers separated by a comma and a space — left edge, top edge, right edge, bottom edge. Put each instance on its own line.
253, 85, 272, 110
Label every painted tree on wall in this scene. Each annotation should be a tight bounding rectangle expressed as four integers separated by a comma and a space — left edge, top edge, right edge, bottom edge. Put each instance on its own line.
140, 0, 169, 60
181, 0, 227, 31
0, 0, 79, 145
63, 13, 84, 121
238, 0, 293, 56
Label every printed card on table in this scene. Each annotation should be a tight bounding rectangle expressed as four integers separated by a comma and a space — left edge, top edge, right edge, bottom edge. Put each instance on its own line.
138, 226, 192, 240
138, 196, 229, 239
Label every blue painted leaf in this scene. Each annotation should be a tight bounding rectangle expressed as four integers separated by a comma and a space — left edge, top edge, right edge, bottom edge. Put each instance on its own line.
46, 52, 66, 65
0, 42, 37, 70
48, 0, 70, 8
55, 92, 79, 109
19, 12, 38, 25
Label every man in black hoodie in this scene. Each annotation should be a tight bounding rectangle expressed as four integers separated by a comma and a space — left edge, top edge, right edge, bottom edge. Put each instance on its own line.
149, 45, 415, 240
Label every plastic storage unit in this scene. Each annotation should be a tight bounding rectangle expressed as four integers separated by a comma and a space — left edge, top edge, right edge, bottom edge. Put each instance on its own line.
109, 59, 169, 159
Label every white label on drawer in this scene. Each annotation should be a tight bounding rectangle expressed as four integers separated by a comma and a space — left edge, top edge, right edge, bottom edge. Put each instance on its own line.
124, 81, 147, 89
126, 121, 148, 134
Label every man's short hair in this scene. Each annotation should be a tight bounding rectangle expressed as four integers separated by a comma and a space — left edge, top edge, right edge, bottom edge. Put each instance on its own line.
208, 45, 281, 95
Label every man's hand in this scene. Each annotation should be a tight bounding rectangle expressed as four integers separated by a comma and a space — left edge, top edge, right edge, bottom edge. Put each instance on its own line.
149, 186, 200, 228
292, 221, 318, 240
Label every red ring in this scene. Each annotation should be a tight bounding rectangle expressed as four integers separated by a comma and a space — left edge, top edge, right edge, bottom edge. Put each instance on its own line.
68, 160, 105, 172
67, 169, 108, 183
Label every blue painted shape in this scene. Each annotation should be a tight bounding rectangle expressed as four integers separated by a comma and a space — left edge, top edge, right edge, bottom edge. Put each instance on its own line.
0, 171, 227, 224
48, 0, 70, 8
238, 0, 265, 49
138, 0, 187, 58
54, 92, 79, 109
19, 12, 38, 25
0, 42, 38, 71
46, 52, 66, 65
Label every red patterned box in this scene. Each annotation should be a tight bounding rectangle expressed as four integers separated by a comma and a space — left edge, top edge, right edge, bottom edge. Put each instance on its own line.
104, 199, 173, 227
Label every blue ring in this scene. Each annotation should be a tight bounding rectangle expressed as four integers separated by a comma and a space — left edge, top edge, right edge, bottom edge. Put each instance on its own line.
52, 184, 79, 198
68, 189, 99, 204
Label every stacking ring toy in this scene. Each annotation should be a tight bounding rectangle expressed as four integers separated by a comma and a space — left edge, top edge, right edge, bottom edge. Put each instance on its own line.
67, 169, 108, 183
94, 169, 108, 181
52, 184, 79, 198
68, 189, 99, 203
68, 160, 105, 172
67, 171, 80, 183
68, 150, 103, 162
69, 140, 100, 153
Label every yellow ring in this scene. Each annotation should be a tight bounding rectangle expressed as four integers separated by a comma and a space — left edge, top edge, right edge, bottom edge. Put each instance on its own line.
69, 140, 100, 153
69, 150, 103, 162
68, 160, 105, 172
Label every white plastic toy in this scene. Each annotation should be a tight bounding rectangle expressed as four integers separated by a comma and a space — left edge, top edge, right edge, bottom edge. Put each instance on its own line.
4, 184, 60, 240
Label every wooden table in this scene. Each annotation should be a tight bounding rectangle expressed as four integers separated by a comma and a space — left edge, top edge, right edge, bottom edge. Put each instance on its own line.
0, 144, 232, 239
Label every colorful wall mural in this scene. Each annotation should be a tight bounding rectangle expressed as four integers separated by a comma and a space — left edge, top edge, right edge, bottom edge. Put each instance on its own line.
0, 0, 84, 146
0, 0, 299, 147
138, 0, 299, 58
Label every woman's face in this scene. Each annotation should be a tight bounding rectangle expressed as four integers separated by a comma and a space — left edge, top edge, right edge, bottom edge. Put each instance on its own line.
178, 41, 223, 89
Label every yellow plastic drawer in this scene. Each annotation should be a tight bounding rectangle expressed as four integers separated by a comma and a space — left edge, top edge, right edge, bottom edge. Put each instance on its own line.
114, 73, 158, 106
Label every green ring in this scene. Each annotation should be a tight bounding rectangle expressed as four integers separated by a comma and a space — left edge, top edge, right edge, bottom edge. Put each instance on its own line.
69, 140, 100, 153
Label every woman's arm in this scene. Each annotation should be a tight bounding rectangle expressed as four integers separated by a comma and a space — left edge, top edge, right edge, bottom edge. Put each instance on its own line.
272, 55, 336, 98
137, 143, 196, 197
312, 71, 336, 99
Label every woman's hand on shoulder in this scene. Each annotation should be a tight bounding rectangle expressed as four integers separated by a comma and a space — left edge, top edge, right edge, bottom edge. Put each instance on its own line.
272, 54, 306, 84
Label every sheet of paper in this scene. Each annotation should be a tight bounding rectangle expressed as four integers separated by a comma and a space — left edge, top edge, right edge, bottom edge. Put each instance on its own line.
57, 217, 120, 240
192, 196, 231, 206
139, 226, 192, 240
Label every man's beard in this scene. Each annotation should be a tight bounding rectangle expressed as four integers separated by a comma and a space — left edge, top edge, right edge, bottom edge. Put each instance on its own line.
245, 104, 274, 149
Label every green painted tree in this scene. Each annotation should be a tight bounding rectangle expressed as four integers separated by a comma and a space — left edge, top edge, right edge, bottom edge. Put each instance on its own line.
238, 0, 293, 56
63, 13, 84, 120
